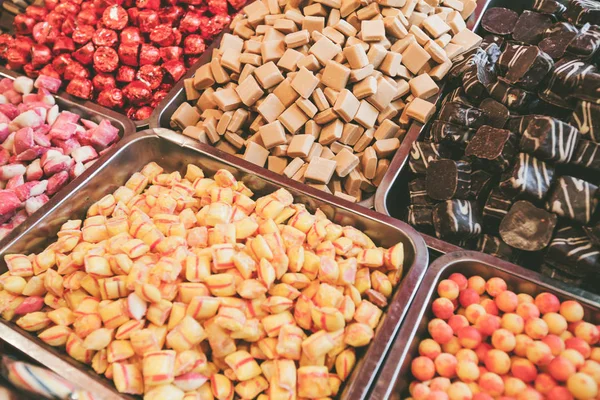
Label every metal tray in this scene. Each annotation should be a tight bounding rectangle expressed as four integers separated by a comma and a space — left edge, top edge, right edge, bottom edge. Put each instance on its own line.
0, 128, 429, 400
0, 68, 136, 249
371, 250, 600, 400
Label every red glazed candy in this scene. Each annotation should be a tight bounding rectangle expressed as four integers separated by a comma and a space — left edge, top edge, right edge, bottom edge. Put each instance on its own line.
97, 88, 125, 108
128, 105, 153, 120
120, 27, 143, 46
118, 44, 140, 67
92, 28, 118, 48
63, 61, 89, 80
138, 10, 160, 33
66, 77, 93, 99
14, 15, 36, 36
31, 44, 52, 68
52, 36, 75, 54
123, 80, 152, 105
72, 42, 95, 66
160, 46, 183, 62
136, 64, 163, 90
139, 44, 160, 66
150, 25, 175, 46
93, 47, 119, 73
72, 25, 95, 45
103, 5, 129, 31
92, 74, 117, 91
183, 34, 205, 55
116, 66, 136, 83
162, 59, 186, 82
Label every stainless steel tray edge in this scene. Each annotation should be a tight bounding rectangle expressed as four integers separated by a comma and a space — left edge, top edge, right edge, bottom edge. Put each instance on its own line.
370, 250, 600, 400
0, 128, 430, 400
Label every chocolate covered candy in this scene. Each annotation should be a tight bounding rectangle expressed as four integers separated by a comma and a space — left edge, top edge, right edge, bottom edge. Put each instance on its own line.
409, 141, 451, 175
539, 22, 579, 60
487, 79, 538, 112
573, 71, 600, 104
483, 188, 513, 232
564, 0, 600, 27
426, 159, 472, 201
462, 48, 499, 102
540, 263, 585, 285
499, 152, 555, 201
503, 46, 554, 90
545, 225, 600, 277
584, 223, 600, 247
481, 7, 520, 35
567, 24, 600, 60
570, 138, 600, 172
481, 34, 506, 51
471, 234, 515, 261
532, 0, 568, 15
506, 114, 543, 135
540, 57, 598, 109
520, 116, 580, 163
465, 125, 518, 172
433, 199, 482, 241
441, 87, 474, 109
571, 101, 600, 143
469, 170, 495, 205
430, 120, 475, 147
438, 102, 488, 129
480, 98, 509, 129
407, 205, 434, 233
409, 178, 436, 206
499, 200, 558, 251
512, 11, 554, 45
546, 175, 599, 224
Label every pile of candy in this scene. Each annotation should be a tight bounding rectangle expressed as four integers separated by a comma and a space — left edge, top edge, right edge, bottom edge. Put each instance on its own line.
408, 273, 600, 400
0, 162, 404, 398
0, 75, 121, 240
0, 0, 246, 120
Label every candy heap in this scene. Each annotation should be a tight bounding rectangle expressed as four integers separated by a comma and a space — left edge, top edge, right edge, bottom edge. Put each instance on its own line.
0, 161, 404, 398
0, 0, 245, 120
405, 3, 600, 289
0, 75, 120, 240
407, 273, 600, 400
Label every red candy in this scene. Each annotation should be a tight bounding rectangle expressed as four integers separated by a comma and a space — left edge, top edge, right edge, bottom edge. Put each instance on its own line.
137, 64, 164, 89
103, 5, 129, 31
93, 47, 119, 73
72, 25, 95, 45
92, 28, 118, 48
92, 74, 117, 91
73, 42, 96, 66
139, 44, 160, 66
120, 27, 142, 45
14, 15, 36, 36
123, 80, 152, 105
31, 44, 52, 68
97, 88, 125, 108
66, 77, 93, 99
118, 44, 140, 67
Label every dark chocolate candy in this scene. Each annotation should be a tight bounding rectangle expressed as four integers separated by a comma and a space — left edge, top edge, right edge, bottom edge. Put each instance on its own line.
409, 141, 451, 175
480, 98, 509, 129
470, 170, 495, 205
430, 120, 475, 147
409, 178, 437, 206
498, 42, 525, 75
584, 223, 600, 247
499, 200, 558, 251
499, 152, 555, 201
570, 138, 600, 171
433, 199, 483, 241
471, 234, 515, 261
462, 48, 499, 102
465, 126, 518, 172
440, 87, 475, 109
506, 114, 543, 135
573, 71, 600, 104
426, 159, 472, 201
567, 24, 600, 60
546, 175, 599, 224
512, 11, 554, 45
481, 34, 505, 51
407, 205, 434, 232
438, 102, 488, 129
565, 0, 600, 27
487, 79, 539, 112
520, 116, 580, 163
503, 46, 554, 90
532, 0, 568, 15
545, 225, 600, 277
447, 49, 479, 84
482, 7, 520, 35
540, 263, 586, 285
483, 188, 514, 232
571, 101, 600, 143
540, 57, 598, 109
539, 22, 579, 60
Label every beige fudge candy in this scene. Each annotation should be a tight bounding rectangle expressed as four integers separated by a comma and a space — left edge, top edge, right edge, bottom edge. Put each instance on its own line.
409, 73, 440, 99
268, 156, 288, 174
319, 118, 344, 145
243, 142, 270, 167
303, 16, 326, 33
340, 123, 363, 145
379, 51, 403, 77
273, 79, 300, 108
422, 14, 451, 38
334, 191, 357, 203
309, 37, 342, 65
259, 120, 287, 149
334, 148, 359, 177
367, 44, 387, 69
254, 61, 285, 89
401, 42, 431, 75
374, 119, 400, 140
447, 10, 466, 34
287, 134, 316, 158
235, 75, 264, 107
296, 98, 318, 118
361, 146, 378, 179
305, 120, 322, 139
343, 44, 369, 69
321, 60, 351, 91
212, 88, 242, 112
333, 89, 360, 122
353, 76, 377, 99
354, 100, 378, 129
291, 67, 320, 98
373, 138, 400, 158
257, 93, 286, 123
283, 157, 305, 178
285, 30, 311, 48
361, 20, 385, 42
406, 98, 436, 123
221, 49, 242, 73
368, 77, 397, 111
305, 157, 337, 183
278, 48, 304, 72
278, 104, 309, 134
182, 126, 207, 143
450, 29, 482, 53
244, 0, 269, 26
193, 63, 215, 90
172, 102, 200, 129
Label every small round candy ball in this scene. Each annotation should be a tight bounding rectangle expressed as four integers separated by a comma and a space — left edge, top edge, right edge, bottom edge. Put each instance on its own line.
433, 297, 455, 320
473, 394, 494, 400
442, 336, 462, 355
434, 353, 458, 378
526, 340, 553, 366
525, 318, 549, 339
485, 277, 507, 297
492, 329, 516, 352
479, 372, 505, 397
543, 334, 566, 356
448, 315, 469, 333
511, 357, 538, 383
475, 314, 501, 337
543, 312, 568, 335
565, 337, 592, 359
459, 288, 481, 308
591, 348, 600, 363
484, 349, 511, 375
517, 302, 541, 321
501, 313, 525, 334
561, 330, 574, 342
575, 322, 600, 345
465, 304, 487, 325
516, 387, 544, 400
548, 356, 576, 382
547, 386, 575, 400
428, 319, 454, 344
411, 356, 436, 381
518, 293, 535, 304
474, 343, 493, 364
456, 348, 478, 364
467, 276, 486, 295
456, 360, 480, 383
430, 377, 451, 392
561, 349, 585, 369
503, 377, 526, 397
449, 273, 468, 291
560, 300, 584, 323
495, 290, 518, 313
419, 338, 442, 359
567, 372, 598, 400
447, 382, 473, 400
438, 279, 460, 300
426, 390, 450, 400
514, 334, 535, 357
535, 373, 558, 394
458, 326, 482, 349
480, 298, 499, 316
535, 293, 561, 314
411, 382, 431, 400
580, 360, 600, 384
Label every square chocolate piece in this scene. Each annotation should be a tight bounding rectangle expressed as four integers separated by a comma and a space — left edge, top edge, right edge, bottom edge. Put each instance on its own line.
570, 138, 600, 172
426, 159, 472, 200
430, 121, 475, 147
465, 126, 518, 172
546, 175, 599, 224
499, 153, 555, 201
499, 200, 558, 252
520, 116, 580, 164
409, 141, 451, 175
438, 102, 488, 129
545, 225, 600, 278
433, 199, 483, 241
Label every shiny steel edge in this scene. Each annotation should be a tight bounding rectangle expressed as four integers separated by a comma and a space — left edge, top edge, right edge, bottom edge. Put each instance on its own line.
0, 69, 137, 250
0, 128, 429, 400
370, 250, 600, 400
